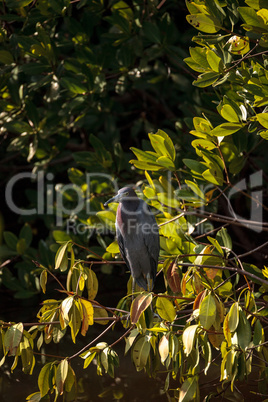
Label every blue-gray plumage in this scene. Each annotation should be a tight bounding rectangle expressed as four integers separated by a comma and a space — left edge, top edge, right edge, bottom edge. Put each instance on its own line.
104, 187, 159, 292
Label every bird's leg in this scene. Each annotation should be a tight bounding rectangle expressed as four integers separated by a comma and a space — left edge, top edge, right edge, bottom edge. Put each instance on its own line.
146, 273, 152, 293
132, 277, 135, 302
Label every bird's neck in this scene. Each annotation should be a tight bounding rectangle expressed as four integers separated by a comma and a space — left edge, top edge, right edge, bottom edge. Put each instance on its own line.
120, 199, 140, 213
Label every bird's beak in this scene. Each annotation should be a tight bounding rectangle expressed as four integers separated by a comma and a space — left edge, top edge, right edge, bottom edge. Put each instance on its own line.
104, 194, 120, 207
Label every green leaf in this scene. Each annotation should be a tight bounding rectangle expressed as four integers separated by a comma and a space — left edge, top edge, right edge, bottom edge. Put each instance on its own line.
38, 362, 52, 397
202, 167, 223, 186
56, 359, 69, 395
199, 294, 216, 330
185, 180, 206, 200
3, 231, 18, 250
156, 156, 175, 170
96, 210, 116, 231
106, 241, 120, 254
90, 134, 113, 166
19, 223, 32, 248
40, 270, 47, 294
93, 307, 109, 325
125, 328, 140, 355
189, 47, 211, 69
216, 227, 232, 251
184, 57, 206, 73
153, 129, 176, 161
143, 22, 161, 44
179, 377, 197, 402
16, 238, 27, 254
55, 242, 69, 271
19, 336, 35, 374
132, 335, 151, 371
206, 50, 222, 72
155, 296, 176, 322
4, 323, 23, 356
255, 113, 268, 129
211, 122, 243, 137
191, 139, 217, 151
6, 0, 33, 8
129, 160, 164, 171
85, 268, 98, 300
186, 13, 222, 33
61, 77, 88, 94
253, 320, 263, 346
53, 231, 71, 242
193, 71, 220, 87
235, 310, 252, 350
238, 6, 267, 29
228, 303, 239, 332
220, 105, 240, 123
130, 147, 158, 163
207, 236, 224, 255
183, 159, 207, 174
157, 192, 180, 209
0, 50, 14, 64
26, 392, 42, 401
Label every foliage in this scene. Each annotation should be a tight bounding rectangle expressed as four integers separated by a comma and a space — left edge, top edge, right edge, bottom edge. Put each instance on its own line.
0, 0, 268, 401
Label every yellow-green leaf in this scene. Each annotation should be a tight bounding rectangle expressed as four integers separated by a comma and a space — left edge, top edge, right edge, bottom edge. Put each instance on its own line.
56, 359, 69, 395
0, 50, 14, 65
228, 302, 239, 332
80, 299, 94, 335
4, 323, 24, 356
255, 113, 268, 129
55, 242, 69, 271
86, 268, 98, 300
132, 335, 151, 371
179, 377, 197, 402
106, 240, 120, 254
93, 307, 109, 325
186, 13, 221, 33
193, 71, 220, 87
199, 294, 216, 329
40, 270, 47, 294
155, 296, 176, 322
206, 50, 222, 72
220, 105, 240, 123
38, 362, 52, 397
211, 122, 243, 137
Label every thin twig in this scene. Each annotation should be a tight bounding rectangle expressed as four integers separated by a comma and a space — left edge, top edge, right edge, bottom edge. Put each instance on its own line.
68, 321, 116, 361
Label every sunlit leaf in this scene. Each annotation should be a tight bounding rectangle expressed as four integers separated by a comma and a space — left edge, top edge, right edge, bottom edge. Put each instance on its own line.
130, 293, 153, 324
182, 325, 199, 356
186, 13, 221, 33
159, 334, 169, 364
199, 294, 216, 330
56, 359, 69, 395
4, 323, 23, 356
228, 302, 239, 332
155, 296, 176, 322
179, 377, 197, 402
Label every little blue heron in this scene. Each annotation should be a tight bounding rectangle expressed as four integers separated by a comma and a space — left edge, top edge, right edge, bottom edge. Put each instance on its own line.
104, 187, 159, 293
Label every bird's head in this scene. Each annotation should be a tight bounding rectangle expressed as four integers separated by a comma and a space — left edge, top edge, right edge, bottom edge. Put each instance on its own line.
104, 186, 137, 206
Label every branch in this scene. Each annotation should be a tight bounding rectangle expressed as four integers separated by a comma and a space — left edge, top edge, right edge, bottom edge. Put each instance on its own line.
68, 320, 116, 361
177, 262, 268, 287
